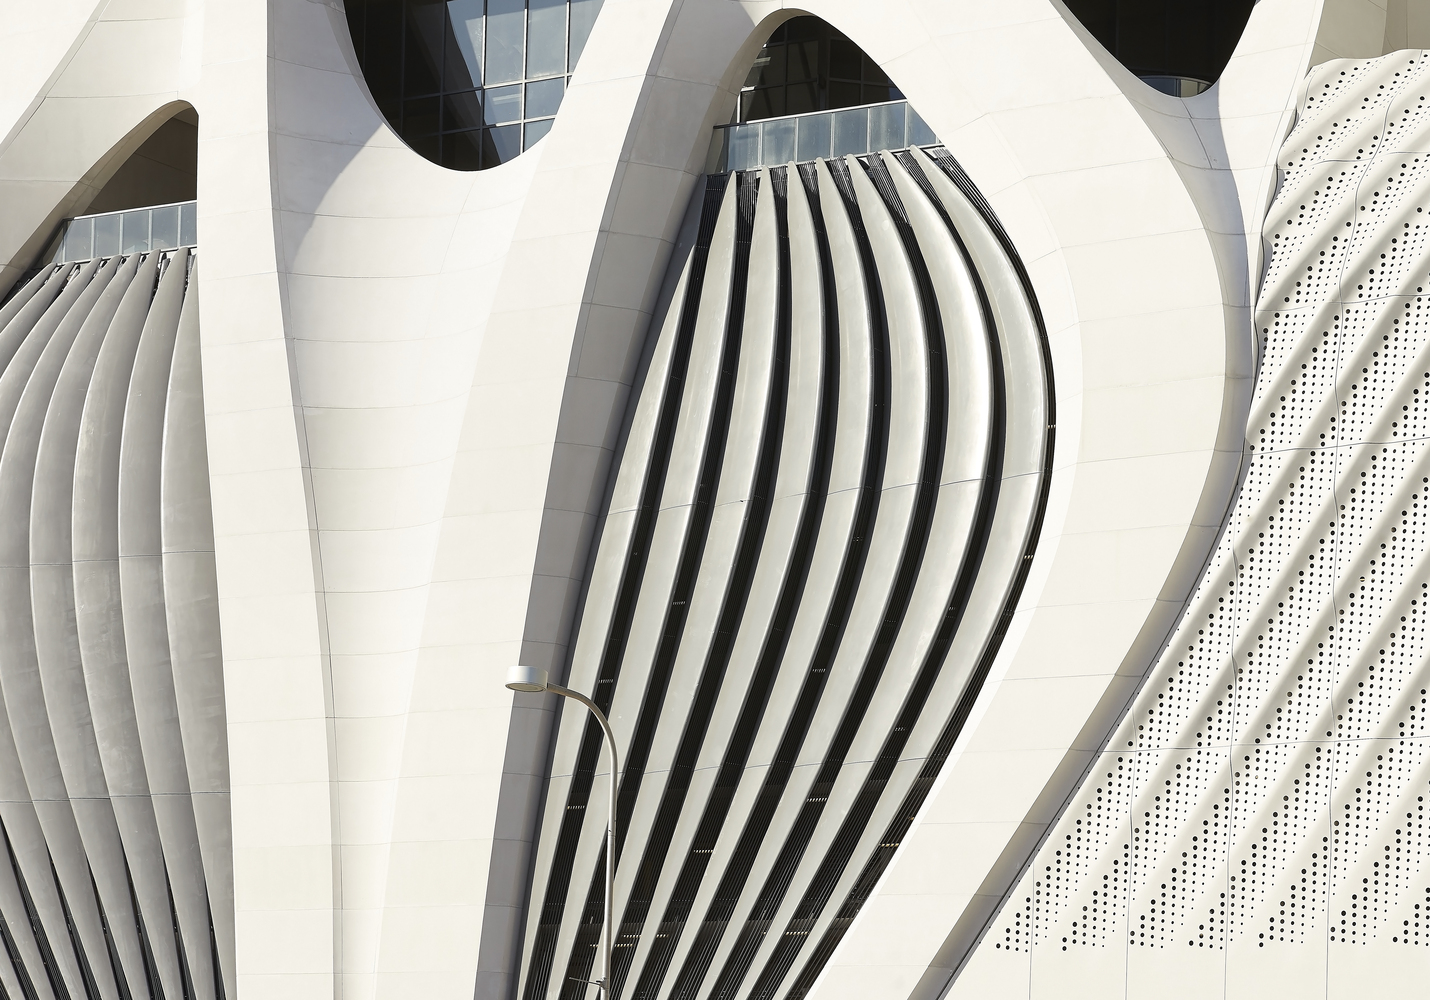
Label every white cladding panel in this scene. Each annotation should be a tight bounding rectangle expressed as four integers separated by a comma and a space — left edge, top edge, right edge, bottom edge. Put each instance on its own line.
952, 49, 1430, 1000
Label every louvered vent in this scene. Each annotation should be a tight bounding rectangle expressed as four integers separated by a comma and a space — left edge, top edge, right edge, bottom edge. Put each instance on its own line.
517, 146, 1053, 1000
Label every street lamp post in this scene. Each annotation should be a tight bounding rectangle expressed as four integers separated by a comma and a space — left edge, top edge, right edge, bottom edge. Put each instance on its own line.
506, 665, 618, 999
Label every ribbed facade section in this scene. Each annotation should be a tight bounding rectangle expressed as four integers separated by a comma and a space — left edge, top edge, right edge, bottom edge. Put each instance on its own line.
517, 147, 1053, 1000
0, 251, 231, 1000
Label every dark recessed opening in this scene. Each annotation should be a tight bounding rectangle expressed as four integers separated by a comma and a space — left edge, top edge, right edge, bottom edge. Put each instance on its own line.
738, 16, 903, 124
86, 108, 197, 215
716, 16, 935, 172
1062, 0, 1256, 93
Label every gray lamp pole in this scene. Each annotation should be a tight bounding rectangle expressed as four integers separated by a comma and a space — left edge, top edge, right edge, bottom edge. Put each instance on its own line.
506, 665, 618, 999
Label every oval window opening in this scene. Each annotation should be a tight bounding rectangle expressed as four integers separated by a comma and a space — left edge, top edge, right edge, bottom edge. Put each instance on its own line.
345, 0, 604, 170
1061, 0, 1256, 96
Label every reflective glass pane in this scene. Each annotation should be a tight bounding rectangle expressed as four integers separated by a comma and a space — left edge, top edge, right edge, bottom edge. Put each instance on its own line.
122, 212, 150, 254
785, 82, 817, 116
827, 80, 860, 109
907, 106, 936, 146
742, 89, 775, 122
784, 16, 820, 42
726, 124, 760, 172
444, 14, 476, 91
788, 39, 818, 83
403, 95, 441, 135
868, 102, 905, 153
744, 52, 771, 89
863, 55, 892, 87
443, 90, 484, 132
762, 117, 796, 165
446, 0, 483, 87
93, 214, 121, 258
527, 0, 566, 79
762, 87, 786, 118
831, 107, 868, 156
828, 37, 861, 79
482, 123, 523, 167
525, 76, 564, 118
796, 113, 831, 162
524, 117, 554, 149
180, 202, 197, 247
569, 0, 601, 71
64, 218, 94, 262
486, 0, 525, 85
151, 205, 180, 251
404, 1, 446, 95
443, 128, 483, 170
483, 84, 522, 124
862, 82, 897, 105
756, 43, 787, 87
409, 132, 441, 160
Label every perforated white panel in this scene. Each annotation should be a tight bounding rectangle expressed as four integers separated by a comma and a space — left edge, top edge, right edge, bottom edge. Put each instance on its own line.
952, 50, 1430, 999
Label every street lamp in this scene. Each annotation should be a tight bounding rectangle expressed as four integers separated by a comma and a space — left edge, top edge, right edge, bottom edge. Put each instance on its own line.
506, 665, 619, 999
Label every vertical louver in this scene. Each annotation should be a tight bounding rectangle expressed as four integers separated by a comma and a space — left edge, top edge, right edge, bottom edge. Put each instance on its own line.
0, 252, 231, 1000
518, 147, 1053, 1000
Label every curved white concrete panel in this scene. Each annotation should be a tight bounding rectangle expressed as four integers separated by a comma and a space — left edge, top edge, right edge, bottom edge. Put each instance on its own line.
162, 264, 235, 998
30, 251, 147, 997
0, 239, 229, 999
0, 257, 121, 999
73, 251, 188, 1000
118, 249, 215, 999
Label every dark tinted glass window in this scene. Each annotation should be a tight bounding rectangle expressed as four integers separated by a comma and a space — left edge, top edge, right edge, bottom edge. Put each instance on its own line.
346, 0, 603, 169
1062, 0, 1256, 90
738, 16, 903, 124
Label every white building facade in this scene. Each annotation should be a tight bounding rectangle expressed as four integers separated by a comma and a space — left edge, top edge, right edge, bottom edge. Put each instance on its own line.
0, 1, 1425, 999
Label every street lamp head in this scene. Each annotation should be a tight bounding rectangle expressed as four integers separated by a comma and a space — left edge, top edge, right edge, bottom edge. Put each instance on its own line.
505, 665, 549, 693
501, 664, 615, 992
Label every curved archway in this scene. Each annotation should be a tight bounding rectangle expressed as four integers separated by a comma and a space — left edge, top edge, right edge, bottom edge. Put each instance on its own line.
736, 16, 904, 123
1061, 0, 1257, 95
0, 101, 198, 291
713, 15, 938, 173
21, 104, 199, 276
83, 106, 196, 217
